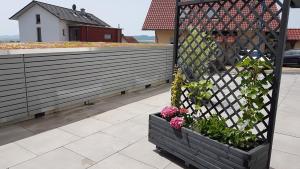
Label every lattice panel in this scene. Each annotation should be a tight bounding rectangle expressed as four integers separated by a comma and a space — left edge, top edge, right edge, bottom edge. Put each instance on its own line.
176, 0, 286, 140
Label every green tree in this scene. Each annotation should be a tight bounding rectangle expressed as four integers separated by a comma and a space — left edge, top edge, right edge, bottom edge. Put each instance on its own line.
178, 28, 218, 79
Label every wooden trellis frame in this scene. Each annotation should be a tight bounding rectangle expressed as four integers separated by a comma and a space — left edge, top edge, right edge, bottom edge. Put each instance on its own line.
172, 0, 291, 167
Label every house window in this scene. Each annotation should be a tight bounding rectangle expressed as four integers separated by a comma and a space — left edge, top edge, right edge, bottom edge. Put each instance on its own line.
104, 34, 112, 40
36, 14, 41, 24
207, 9, 218, 20
180, 8, 190, 19
37, 27, 42, 42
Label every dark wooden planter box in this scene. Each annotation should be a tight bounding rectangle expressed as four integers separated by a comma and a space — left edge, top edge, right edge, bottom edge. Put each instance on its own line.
148, 113, 270, 169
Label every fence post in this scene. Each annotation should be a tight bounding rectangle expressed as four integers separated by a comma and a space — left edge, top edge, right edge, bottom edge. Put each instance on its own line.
22, 54, 29, 117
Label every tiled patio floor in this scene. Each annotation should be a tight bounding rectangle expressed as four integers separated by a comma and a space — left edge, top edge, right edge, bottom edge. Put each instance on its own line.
0, 74, 299, 169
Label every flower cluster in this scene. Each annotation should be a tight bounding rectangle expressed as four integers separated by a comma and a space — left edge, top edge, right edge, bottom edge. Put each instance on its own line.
179, 108, 189, 114
160, 106, 178, 118
160, 106, 190, 130
170, 117, 185, 129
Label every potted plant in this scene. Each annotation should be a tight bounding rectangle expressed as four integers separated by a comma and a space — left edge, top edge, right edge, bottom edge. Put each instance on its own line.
148, 58, 272, 169
149, 111, 270, 169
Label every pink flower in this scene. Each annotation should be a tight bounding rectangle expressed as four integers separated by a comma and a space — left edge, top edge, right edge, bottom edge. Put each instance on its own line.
170, 117, 185, 130
161, 106, 178, 119
179, 108, 189, 114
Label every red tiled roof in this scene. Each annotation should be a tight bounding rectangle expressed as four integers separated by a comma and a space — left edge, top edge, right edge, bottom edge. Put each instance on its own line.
287, 29, 300, 40
215, 35, 236, 43
143, 0, 175, 30
143, 0, 279, 32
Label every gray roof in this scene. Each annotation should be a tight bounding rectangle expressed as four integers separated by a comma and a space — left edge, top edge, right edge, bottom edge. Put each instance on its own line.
10, 1, 111, 27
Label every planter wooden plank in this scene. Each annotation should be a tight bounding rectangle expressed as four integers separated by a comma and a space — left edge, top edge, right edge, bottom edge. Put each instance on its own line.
149, 113, 270, 169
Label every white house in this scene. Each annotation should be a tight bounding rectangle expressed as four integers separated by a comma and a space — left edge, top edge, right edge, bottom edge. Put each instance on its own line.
10, 1, 122, 42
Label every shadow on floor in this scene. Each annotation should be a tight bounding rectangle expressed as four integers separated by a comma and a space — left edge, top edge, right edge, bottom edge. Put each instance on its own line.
0, 84, 170, 146
154, 148, 197, 169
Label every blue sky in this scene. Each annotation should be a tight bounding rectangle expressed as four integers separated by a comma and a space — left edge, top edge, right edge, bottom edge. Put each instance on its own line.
0, 0, 300, 36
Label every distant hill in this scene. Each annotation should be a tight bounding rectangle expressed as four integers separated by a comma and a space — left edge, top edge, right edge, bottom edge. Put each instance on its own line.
0, 35, 19, 42
134, 35, 155, 43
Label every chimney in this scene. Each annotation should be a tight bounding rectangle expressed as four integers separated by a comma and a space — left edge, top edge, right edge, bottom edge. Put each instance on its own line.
80, 8, 86, 14
72, 4, 76, 11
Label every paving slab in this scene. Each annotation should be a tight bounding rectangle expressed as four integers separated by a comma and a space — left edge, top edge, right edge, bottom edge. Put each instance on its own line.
16, 106, 80, 131
0, 125, 33, 146
82, 100, 121, 114
273, 133, 300, 156
60, 118, 111, 137
0, 75, 298, 169
88, 153, 155, 169
274, 112, 300, 137
0, 143, 36, 169
92, 108, 139, 124
65, 132, 130, 162
148, 106, 165, 114
103, 92, 150, 106
129, 114, 150, 126
137, 92, 171, 107
10, 147, 94, 169
103, 85, 170, 106
270, 149, 300, 169
102, 121, 148, 143
164, 162, 189, 169
120, 138, 171, 169
17, 107, 106, 134
16, 129, 79, 155
116, 102, 159, 115
278, 74, 298, 105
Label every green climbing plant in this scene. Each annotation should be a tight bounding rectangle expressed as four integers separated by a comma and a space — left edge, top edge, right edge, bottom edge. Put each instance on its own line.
171, 68, 184, 108
237, 56, 273, 131
183, 80, 213, 110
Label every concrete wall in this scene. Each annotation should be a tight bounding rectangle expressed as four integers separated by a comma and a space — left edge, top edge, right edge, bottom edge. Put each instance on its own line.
59, 21, 69, 41
285, 40, 300, 50
155, 30, 174, 44
295, 41, 300, 49
0, 46, 173, 124
18, 4, 61, 42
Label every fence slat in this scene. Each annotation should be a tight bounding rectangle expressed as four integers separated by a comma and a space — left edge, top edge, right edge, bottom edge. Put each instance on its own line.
0, 47, 173, 123
0, 54, 27, 122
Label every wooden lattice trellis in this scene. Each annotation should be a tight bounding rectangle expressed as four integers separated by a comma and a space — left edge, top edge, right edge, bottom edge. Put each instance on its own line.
173, 0, 291, 166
